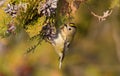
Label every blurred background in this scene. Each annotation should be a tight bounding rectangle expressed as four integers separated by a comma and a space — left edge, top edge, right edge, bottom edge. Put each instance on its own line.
0, 0, 120, 76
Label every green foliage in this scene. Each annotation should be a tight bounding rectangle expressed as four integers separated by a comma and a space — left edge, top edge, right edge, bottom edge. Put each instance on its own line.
26, 17, 46, 37
0, 7, 12, 38
16, 0, 41, 28
11, 0, 46, 37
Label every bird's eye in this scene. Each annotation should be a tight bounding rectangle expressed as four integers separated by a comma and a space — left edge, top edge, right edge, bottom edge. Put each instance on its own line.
69, 28, 71, 30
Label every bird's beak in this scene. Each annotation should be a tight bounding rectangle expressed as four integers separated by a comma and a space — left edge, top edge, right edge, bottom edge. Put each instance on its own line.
64, 24, 67, 27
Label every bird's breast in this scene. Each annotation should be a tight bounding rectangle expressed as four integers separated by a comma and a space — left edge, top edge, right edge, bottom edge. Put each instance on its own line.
52, 33, 65, 54
54, 33, 64, 46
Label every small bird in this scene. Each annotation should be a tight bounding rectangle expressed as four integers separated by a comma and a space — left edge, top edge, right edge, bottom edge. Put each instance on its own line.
50, 23, 76, 69
26, 22, 76, 69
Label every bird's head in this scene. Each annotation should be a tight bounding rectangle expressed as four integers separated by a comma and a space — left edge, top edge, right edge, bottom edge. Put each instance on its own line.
60, 23, 76, 39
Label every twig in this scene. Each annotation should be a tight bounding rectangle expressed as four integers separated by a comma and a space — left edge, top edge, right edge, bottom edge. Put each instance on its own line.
84, 2, 113, 22
25, 39, 42, 54
91, 10, 113, 22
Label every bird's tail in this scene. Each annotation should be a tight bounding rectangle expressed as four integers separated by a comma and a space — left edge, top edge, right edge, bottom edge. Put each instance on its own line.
59, 60, 62, 69
58, 53, 64, 69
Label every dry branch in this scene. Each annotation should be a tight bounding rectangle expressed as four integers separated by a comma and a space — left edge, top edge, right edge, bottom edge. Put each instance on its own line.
91, 10, 113, 22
